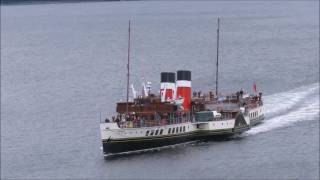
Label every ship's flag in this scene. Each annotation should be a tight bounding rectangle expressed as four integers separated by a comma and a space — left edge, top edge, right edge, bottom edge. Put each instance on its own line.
253, 82, 257, 93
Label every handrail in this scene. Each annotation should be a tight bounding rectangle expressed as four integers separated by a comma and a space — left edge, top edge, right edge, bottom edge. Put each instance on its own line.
115, 113, 194, 128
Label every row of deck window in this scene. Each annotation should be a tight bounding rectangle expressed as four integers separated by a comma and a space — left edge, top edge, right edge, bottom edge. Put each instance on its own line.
168, 126, 186, 134
145, 126, 186, 136
146, 129, 164, 136
250, 111, 259, 118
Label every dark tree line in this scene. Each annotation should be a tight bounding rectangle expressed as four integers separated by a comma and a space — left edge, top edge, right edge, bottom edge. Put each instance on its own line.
1, 0, 121, 5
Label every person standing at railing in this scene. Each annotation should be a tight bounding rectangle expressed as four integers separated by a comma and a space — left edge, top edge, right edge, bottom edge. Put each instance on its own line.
140, 116, 145, 127
155, 112, 161, 126
121, 114, 126, 122
115, 116, 120, 127
132, 115, 137, 127
136, 116, 140, 127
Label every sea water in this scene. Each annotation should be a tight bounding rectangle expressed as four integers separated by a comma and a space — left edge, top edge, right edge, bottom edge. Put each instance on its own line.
1, 1, 319, 179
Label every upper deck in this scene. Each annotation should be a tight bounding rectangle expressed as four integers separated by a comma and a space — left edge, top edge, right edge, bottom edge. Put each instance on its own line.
106, 89, 262, 129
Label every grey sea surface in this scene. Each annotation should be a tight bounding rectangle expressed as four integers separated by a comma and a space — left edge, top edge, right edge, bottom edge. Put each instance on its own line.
1, 1, 319, 179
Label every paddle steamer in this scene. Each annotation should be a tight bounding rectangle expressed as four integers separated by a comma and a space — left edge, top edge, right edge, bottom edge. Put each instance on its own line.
99, 19, 264, 157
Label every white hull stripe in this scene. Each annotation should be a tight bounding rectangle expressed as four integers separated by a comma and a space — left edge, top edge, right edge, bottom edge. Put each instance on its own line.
176, 80, 191, 87
160, 83, 176, 89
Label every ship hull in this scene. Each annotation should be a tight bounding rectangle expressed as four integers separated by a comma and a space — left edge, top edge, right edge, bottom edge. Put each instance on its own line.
250, 115, 265, 126
102, 132, 196, 156
102, 124, 249, 157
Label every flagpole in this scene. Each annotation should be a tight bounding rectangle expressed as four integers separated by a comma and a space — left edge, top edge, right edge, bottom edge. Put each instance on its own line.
215, 17, 220, 98
253, 81, 257, 94
126, 20, 131, 116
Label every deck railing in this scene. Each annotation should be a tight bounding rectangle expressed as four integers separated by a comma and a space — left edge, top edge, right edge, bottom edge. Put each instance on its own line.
115, 113, 194, 128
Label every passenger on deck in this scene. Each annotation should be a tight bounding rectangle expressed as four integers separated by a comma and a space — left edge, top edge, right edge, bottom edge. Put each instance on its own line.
121, 114, 126, 123
115, 116, 120, 126
135, 116, 140, 127
140, 117, 145, 127
133, 115, 138, 127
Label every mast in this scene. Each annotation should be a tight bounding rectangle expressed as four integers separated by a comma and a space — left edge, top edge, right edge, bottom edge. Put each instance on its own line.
215, 17, 220, 98
126, 20, 131, 115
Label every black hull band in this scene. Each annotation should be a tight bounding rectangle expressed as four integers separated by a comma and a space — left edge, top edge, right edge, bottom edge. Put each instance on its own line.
103, 132, 196, 155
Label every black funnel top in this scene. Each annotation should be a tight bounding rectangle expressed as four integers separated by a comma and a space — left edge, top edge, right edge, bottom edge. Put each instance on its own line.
161, 72, 175, 83
177, 70, 191, 81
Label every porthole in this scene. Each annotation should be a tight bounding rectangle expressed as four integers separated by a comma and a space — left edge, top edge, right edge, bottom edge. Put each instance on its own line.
172, 128, 175, 134
180, 126, 182, 132
183, 126, 186, 132
160, 129, 163, 135
176, 127, 179, 133
150, 130, 154, 136
146, 130, 149, 136
168, 128, 171, 134
155, 129, 159, 135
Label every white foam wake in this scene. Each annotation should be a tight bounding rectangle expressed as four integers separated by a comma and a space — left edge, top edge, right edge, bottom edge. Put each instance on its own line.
246, 83, 319, 135
263, 83, 319, 117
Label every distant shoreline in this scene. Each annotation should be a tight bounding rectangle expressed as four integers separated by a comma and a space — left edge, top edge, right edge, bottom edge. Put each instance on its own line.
1, 0, 122, 5
1, 0, 316, 6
